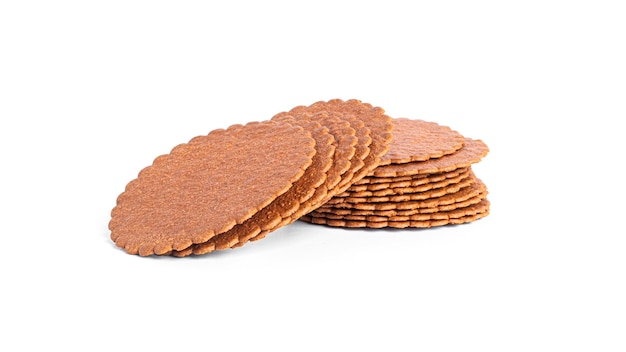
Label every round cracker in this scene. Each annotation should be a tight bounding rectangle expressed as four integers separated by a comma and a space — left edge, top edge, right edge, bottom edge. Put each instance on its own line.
272, 111, 359, 204
312, 189, 488, 218
310, 199, 490, 222
320, 177, 487, 211
380, 118, 465, 165
109, 121, 316, 256
171, 120, 335, 256
236, 112, 360, 246
275, 98, 393, 188
327, 171, 477, 204
347, 168, 469, 192
371, 138, 489, 177
301, 200, 490, 228
337, 168, 472, 198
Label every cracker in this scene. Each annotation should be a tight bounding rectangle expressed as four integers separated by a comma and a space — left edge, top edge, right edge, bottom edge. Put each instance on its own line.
311, 199, 490, 222
352, 174, 416, 185
337, 168, 472, 197
234, 112, 360, 246
380, 118, 465, 165
272, 111, 359, 203
313, 188, 487, 217
370, 138, 488, 177
109, 121, 316, 256
320, 177, 487, 211
169, 120, 336, 256
301, 200, 490, 228
326, 170, 477, 204
348, 168, 469, 192
275, 99, 393, 187
332, 115, 371, 193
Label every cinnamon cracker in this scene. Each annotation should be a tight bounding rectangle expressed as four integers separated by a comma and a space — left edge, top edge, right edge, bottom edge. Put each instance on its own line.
326, 170, 477, 204
348, 168, 469, 192
370, 138, 488, 177
379, 118, 465, 165
170, 120, 336, 256
310, 199, 490, 222
319, 177, 487, 211
337, 168, 472, 198
301, 200, 490, 228
110, 121, 316, 256
312, 189, 487, 218
234, 113, 361, 248
272, 111, 361, 204
275, 99, 393, 187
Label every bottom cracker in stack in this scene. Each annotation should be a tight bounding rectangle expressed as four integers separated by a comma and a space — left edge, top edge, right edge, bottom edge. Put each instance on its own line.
302, 118, 490, 229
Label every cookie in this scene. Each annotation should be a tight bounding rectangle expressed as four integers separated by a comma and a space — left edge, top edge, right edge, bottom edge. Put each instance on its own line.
326, 170, 478, 204
310, 199, 490, 222
109, 121, 316, 256
313, 188, 487, 218
275, 98, 393, 187
272, 111, 360, 204
370, 138, 488, 177
347, 168, 469, 192
379, 118, 465, 165
301, 200, 490, 228
171, 119, 336, 256
320, 177, 487, 211
337, 168, 472, 197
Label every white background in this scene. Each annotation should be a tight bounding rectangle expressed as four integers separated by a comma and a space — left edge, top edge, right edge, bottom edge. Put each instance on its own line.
1, 1, 624, 351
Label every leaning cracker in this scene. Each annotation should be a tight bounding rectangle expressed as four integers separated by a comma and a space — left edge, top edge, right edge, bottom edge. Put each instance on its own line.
272, 111, 359, 204
379, 118, 465, 165
274, 104, 373, 198
276, 98, 393, 187
230, 116, 348, 248
371, 138, 488, 177
301, 200, 489, 228
239, 112, 360, 245
322, 177, 487, 211
110, 121, 316, 256
330, 115, 371, 193
170, 120, 336, 256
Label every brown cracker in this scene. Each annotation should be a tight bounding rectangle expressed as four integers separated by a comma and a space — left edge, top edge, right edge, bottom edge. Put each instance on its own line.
301, 200, 490, 228
109, 121, 316, 256
332, 115, 371, 193
272, 111, 359, 204
311, 199, 490, 222
337, 168, 472, 197
313, 188, 487, 218
326, 170, 478, 204
353, 174, 416, 185
370, 138, 489, 177
275, 99, 393, 187
347, 168, 469, 192
380, 118, 465, 165
320, 177, 487, 211
238, 112, 360, 246
234, 114, 354, 247
170, 120, 336, 256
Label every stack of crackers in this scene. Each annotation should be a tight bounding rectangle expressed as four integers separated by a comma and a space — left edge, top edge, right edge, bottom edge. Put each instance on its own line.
301, 118, 490, 229
109, 99, 489, 256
